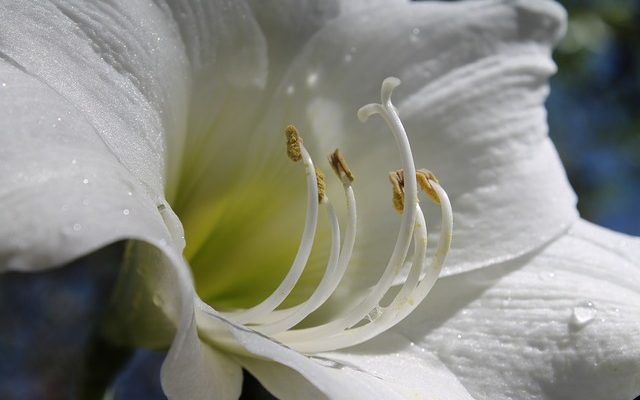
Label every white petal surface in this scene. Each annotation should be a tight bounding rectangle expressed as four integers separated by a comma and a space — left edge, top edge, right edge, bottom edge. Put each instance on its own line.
0, 60, 174, 271
0, 0, 194, 270
258, 0, 578, 281
196, 304, 474, 400
106, 242, 243, 400
394, 220, 640, 399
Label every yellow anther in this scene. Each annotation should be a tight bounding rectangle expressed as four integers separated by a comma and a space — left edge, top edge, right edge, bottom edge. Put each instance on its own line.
389, 169, 440, 212
316, 167, 326, 204
388, 170, 405, 213
416, 169, 440, 204
285, 125, 302, 162
328, 149, 355, 184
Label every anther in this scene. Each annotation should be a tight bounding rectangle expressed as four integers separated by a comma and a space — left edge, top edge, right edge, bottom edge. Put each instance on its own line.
388, 169, 405, 213
315, 167, 326, 203
285, 125, 302, 162
328, 149, 355, 184
416, 169, 440, 204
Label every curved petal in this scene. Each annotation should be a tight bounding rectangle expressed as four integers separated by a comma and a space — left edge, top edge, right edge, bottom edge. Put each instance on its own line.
394, 220, 640, 399
257, 0, 577, 282
0, 1, 189, 195
195, 305, 474, 400
245, 0, 405, 85
105, 242, 243, 400
0, 59, 175, 271
0, 1, 194, 271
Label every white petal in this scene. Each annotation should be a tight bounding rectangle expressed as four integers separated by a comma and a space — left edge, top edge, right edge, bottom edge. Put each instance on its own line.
196, 304, 474, 400
395, 219, 640, 399
0, 1, 189, 195
0, 1, 194, 270
0, 61, 174, 271
246, 0, 405, 83
106, 241, 243, 400
259, 0, 577, 280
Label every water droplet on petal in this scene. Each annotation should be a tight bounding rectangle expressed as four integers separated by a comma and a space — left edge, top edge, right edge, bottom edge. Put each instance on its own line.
72, 223, 82, 232
306, 72, 319, 88
71, 159, 77, 165
456, 334, 463, 339
366, 306, 383, 322
82, 178, 89, 184
127, 191, 133, 196
538, 271, 556, 281
122, 208, 130, 216
570, 301, 596, 329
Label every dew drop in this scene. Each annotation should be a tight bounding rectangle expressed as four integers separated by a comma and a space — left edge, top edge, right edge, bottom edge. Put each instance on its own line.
122, 208, 130, 216
71, 159, 77, 165
1, 82, 6, 87
306, 72, 318, 88
538, 271, 556, 281
82, 178, 89, 184
72, 223, 82, 232
285, 84, 295, 96
456, 334, 463, 339
410, 28, 421, 43
570, 301, 597, 328
366, 306, 383, 322
57, 117, 62, 121
127, 191, 133, 196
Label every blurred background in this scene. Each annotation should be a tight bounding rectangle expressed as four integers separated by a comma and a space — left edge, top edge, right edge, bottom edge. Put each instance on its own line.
548, 0, 640, 236
1, 1, 638, 399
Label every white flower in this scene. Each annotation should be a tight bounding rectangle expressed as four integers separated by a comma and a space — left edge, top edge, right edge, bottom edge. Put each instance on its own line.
1, 1, 638, 399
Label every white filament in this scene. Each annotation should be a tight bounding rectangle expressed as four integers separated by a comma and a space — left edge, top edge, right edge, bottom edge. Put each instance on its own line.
220, 77, 453, 353
225, 145, 319, 324
256, 183, 357, 334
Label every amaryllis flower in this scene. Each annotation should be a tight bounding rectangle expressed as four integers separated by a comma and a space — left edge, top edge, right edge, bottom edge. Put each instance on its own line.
1, 1, 639, 399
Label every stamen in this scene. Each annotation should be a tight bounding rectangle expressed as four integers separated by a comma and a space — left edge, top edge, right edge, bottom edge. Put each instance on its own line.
416, 169, 440, 204
390, 169, 440, 212
389, 170, 405, 213
255, 152, 357, 334
328, 149, 355, 184
315, 167, 326, 204
216, 78, 452, 355
285, 125, 302, 162
275, 77, 419, 341
226, 126, 319, 324
286, 182, 452, 353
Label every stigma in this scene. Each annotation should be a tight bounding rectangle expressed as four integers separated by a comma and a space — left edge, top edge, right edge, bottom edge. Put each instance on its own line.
220, 77, 453, 353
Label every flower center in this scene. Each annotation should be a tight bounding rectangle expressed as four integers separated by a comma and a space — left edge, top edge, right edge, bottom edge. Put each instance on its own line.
211, 77, 453, 353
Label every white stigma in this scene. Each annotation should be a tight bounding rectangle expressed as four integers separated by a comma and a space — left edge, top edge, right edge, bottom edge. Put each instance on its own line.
219, 77, 453, 353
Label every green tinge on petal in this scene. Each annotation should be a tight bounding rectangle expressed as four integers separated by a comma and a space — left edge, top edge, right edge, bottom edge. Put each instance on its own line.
180, 175, 327, 311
